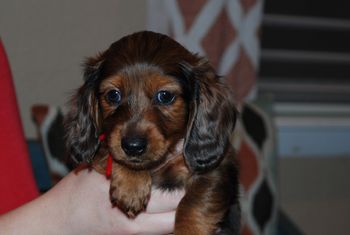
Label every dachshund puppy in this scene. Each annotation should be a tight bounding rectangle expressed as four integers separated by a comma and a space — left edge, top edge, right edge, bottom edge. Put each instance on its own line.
65, 31, 240, 235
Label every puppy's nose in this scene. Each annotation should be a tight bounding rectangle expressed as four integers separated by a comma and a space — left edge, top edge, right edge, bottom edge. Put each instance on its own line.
121, 137, 147, 156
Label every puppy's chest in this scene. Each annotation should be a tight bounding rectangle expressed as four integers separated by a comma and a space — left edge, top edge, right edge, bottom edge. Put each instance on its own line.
151, 155, 190, 190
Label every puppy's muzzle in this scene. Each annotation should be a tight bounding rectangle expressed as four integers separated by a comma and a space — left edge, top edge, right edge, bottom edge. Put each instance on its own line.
121, 136, 147, 156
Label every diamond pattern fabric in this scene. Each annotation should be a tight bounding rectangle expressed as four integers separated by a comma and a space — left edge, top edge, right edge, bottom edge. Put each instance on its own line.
147, 1, 277, 234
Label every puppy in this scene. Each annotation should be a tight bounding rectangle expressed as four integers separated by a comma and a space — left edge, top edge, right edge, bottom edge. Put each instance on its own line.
65, 31, 240, 235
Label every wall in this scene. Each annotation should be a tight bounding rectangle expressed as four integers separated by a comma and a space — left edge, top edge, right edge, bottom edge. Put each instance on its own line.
0, 0, 147, 138
279, 157, 350, 235
275, 105, 350, 234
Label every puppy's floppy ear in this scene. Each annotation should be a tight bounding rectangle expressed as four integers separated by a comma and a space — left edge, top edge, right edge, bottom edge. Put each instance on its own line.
64, 55, 103, 163
183, 60, 237, 172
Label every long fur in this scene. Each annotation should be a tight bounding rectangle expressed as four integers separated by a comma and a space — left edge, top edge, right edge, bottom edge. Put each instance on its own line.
65, 31, 240, 235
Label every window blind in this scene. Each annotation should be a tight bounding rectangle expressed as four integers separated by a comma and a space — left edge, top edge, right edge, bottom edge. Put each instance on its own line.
258, 0, 350, 103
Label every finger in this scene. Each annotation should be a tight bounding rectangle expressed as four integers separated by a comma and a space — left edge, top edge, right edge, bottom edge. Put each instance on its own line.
146, 189, 185, 213
134, 211, 176, 235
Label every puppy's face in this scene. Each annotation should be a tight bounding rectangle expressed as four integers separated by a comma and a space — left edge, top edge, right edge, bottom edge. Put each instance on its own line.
99, 64, 188, 170
65, 31, 237, 173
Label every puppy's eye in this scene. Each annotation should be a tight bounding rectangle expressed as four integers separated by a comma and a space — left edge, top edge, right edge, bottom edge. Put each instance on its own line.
155, 90, 175, 105
106, 89, 122, 105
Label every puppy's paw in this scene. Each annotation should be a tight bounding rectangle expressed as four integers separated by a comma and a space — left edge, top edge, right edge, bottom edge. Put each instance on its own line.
110, 183, 151, 218
108, 165, 152, 218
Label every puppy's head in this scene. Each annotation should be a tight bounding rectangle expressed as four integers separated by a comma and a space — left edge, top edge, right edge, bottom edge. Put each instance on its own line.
65, 31, 237, 172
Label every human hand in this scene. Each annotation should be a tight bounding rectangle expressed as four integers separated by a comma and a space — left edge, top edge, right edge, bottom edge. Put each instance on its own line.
55, 169, 185, 235
0, 169, 184, 235
56, 138, 185, 235
0, 138, 186, 235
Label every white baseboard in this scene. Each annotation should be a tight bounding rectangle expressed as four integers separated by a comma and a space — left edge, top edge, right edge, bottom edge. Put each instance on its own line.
273, 103, 350, 157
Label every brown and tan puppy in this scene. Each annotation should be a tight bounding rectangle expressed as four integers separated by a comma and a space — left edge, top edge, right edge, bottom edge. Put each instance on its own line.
65, 31, 240, 235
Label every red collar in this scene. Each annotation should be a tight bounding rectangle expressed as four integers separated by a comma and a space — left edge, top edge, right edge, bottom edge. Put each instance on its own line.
99, 134, 113, 178
105, 154, 113, 178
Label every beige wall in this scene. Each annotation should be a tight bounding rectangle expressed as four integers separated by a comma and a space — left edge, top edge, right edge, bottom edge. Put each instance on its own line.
0, 0, 147, 138
279, 157, 350, 235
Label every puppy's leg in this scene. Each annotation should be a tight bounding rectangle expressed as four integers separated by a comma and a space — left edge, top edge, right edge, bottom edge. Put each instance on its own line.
109, 162, 152, 218
174, 158, 240, 235
93, 157, 152, 218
